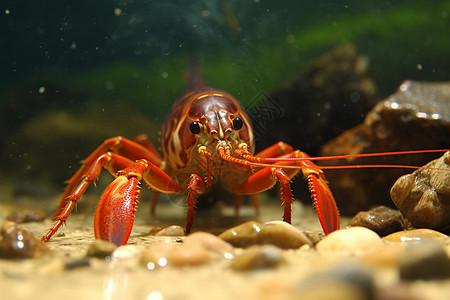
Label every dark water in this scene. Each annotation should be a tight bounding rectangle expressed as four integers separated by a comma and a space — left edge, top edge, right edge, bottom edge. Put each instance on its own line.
1, 0, 449, 191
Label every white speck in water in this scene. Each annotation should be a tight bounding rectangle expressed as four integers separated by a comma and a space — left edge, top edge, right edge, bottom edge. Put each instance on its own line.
416, 64, 423, 70
105, 81, 114, 90
350, 92, 360, 102
38, 86, 45, 94
114, 8, 122, 16
286, 34, 295, 44
5, 9, 10, 14
161, 72, 168, 79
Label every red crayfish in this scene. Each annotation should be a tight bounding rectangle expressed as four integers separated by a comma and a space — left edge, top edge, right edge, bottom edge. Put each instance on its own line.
42, 69, 447, 246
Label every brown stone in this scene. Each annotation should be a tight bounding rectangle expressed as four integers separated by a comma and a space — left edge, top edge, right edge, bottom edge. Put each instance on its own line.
0, 222, 50, 259
258, 43, 376, 155
218, 221, 314, 249
321, 81, 450, 214
230, 245, 283, 271
348, 205, 409, 236
390, 152, 450, 230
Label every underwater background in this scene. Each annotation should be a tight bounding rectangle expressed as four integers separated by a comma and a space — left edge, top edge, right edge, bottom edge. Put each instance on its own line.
1, 0, 449, 193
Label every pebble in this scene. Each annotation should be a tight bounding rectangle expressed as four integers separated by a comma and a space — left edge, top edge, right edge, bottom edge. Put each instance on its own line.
6, 208, 47, 224
168, 244, 210, 267
86, 239, 117, 258
218, 221, 314, 249
110, 245, 142, 268
218, 221, 262, 248
149, 225, 185, 236
259, 221, 314, 248
294, 264, 374, 300
383, 228, 450, 243
230, 245, 283, 271
0, 222, 50, 259
348, 205, 409, 236
183, 232, 234, 258
399, 239, 450, 280
316, 227, 382, 253
141, 232, 235, 268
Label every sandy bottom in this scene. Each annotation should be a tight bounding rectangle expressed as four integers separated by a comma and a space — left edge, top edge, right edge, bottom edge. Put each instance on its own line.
0, 185, 449, 300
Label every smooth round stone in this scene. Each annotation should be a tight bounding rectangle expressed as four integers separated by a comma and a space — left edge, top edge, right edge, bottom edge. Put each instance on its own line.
316, 227, 382, 253
218, 221, 262, 248
218, 221, 313, 249
86, 239, 117, 258
383, 229, 450, 243
184, 232, 234, 259
259, 221, 314, 249
168, 244, 210, 267
149, 225, 185, 237
399, 239, 450, 280
230, 245, 283, 271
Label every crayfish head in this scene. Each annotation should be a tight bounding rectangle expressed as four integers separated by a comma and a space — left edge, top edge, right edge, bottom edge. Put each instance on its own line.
162, 89, 255, 170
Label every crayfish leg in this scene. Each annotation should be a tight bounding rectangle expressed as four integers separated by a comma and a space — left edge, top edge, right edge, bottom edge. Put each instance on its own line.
308, 174, 340, 235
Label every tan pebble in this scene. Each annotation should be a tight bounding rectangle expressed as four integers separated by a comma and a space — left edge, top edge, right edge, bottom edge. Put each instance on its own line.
184, 232, 234, 258
260, 221, 314, 249
218, 221, 262, 247
316, 227, 382, 253
359, 244, 403, 268
168, 244, 210, 267
86, 239, 117, 258
383, 228, 449, 243
149, 225, 185, 236
111, 245, 142, 268
230, 245, 283, 271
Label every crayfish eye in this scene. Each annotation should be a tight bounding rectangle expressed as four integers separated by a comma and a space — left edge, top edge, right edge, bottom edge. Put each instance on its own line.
190, 121, 201, 134
232, 117, 243, 130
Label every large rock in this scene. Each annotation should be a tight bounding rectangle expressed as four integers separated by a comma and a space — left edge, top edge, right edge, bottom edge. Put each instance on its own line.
256, 43, 376, 155
321, 81, 450, 214
390, 151, 450, 231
